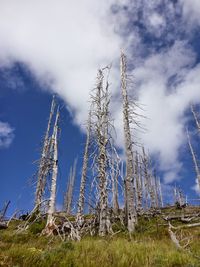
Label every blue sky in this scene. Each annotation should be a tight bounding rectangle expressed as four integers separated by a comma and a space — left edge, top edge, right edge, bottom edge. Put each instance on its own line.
1, 0, 200, 215
0, 68, 86, 214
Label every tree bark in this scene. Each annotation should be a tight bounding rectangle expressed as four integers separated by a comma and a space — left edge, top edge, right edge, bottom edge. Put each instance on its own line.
35, 96, 56, 209
65, 158, 77, 215
120, 52, 137, 232
187, 129, 200, 193
76, 111, 91, 223
46, 108, 59, 226
191, 105, 200, 133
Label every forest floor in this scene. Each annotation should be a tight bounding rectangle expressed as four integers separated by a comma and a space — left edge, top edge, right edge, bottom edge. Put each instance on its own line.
0, 206, 200, 267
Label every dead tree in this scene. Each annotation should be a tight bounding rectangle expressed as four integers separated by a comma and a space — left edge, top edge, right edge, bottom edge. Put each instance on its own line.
111, 156, 120, 214
90, 67, 114, 236
149, 170, 157, 209
135, 152, 143, 213
152, 170, 159, 208
120, 52, 137, 232
142, 147, 150, 210
157, 176, 163, 208
0, 201, 10, 221
187, 129, 200, 192
191, 105, 200, 133
95, 69, 111, 236
76, 111, 92, 224
64, 158, 77, 215
35, 96, 56, 210
45, 108, 59, 228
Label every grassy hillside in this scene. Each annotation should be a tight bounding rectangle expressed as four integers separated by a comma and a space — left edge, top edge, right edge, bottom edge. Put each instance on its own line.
0, 207, 200, 267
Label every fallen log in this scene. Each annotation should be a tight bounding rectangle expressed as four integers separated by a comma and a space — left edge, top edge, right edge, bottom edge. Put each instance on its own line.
163, 213, 200, 221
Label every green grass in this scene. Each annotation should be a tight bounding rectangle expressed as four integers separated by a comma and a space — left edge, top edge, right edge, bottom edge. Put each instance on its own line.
0, 212, 200, 267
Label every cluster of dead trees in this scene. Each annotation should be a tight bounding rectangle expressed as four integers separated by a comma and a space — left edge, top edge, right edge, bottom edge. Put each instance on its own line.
30, 52, 165, 238
10, 52, 198, 241
1, 52, 200, 252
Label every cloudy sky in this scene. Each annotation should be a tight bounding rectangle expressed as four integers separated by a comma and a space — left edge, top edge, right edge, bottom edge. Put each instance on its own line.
1, 0, 200, 213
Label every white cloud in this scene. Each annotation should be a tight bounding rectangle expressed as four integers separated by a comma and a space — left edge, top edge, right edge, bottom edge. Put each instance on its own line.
0, 0, 122, 124
149, 13, 165, 28
181, 0, 200, 26
0, 121, 14, 148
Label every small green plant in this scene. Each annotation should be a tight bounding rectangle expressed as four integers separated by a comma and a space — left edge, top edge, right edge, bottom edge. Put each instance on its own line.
29, 220, 46, 235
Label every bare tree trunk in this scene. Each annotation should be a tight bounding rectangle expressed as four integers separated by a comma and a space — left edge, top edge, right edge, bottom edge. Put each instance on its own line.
135, 152, 142, 213
111, 157, 119, 214
120, 52, 137, 232
65, 158, 77, 215
191, 105, 200, 133
35, 96, 56, 209
0, 201, 10, 221
46, 108, 59, 226
157, 176, 163, 208
187, 129, 200, 192
142, 147, 150, 210
153, 171, 159, 208
76, 112, 91, 223
149, 171, 156, 209
95, 69, 111, 236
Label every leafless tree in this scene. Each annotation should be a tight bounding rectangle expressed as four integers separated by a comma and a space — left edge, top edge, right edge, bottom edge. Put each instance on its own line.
187, 129, 200, 193
111, 155, 120, 214
135, 152, 143, 213
45, 108, 60, 228
89, 67, 115, 236
35, 96, 56, 210
64, 158, 77, 215
191, 105, 200, 133
120, 51, 137, 232
76, 110, 92, 224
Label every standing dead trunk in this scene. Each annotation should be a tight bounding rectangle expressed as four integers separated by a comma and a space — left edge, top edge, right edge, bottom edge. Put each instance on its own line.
0, 201, 11, 221
65, 158, 77, 215
35, 96, 56, 210
111, 157, 119, 214
142, 147, 150, 210
135, 152, 142, 213
157, 177, 163, 207
76, 111, 91, 223
149, 171, 157, 209
46, 108, 59, 227
191, 105, 200, 133
95, 69, 111, 236
120, 52, 137, 232
187, 129, 200, 192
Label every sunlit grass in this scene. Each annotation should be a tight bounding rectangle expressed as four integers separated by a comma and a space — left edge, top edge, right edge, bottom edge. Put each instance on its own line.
0, 213, 200, 267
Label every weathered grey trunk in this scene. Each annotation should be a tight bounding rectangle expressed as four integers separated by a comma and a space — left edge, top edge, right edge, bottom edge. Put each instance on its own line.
187, 129, 200, 192
153, 174, 159, 208
111, 157, 119, 214
173, 186, 178, 204
142, 147, 150, 210
191, 105, 200, 133
120, 52, 137, 232
95, 69, 111, 236
35, 96, 55, 209
65, 158, 77, 215
0, 201, 10, 221
135, 152, 142, 213
46, 108, 59, 226
76, 110, 91, 222
157, 177, 163, 207
149, 171, 157, 209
